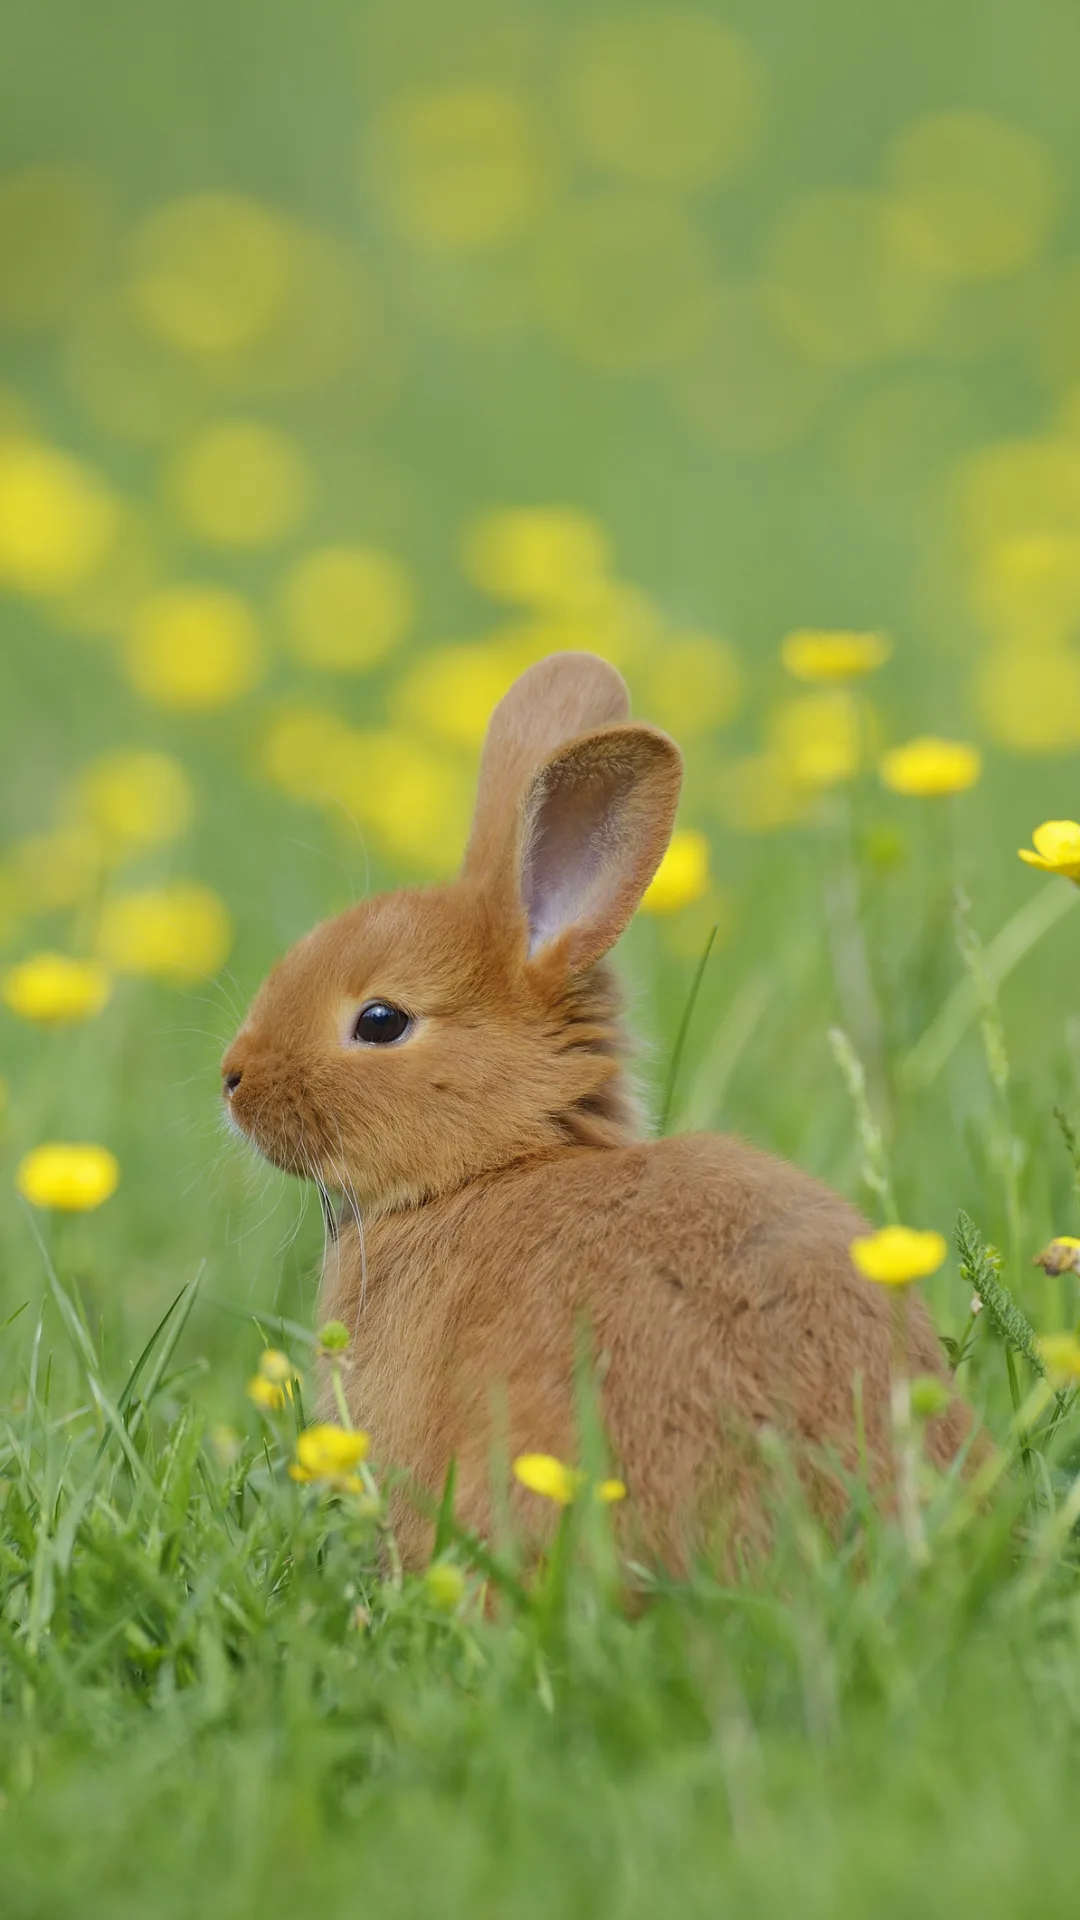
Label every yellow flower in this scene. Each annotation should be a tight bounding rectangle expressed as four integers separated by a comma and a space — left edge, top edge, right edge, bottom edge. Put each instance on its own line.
1033, 1236, 1080, 1277
1018, 820, 1080, 883
513, 1453, 583, 1504
423, 1562, 467, 1610
167, 420, 311, 548
596, 1479, 627, 1504
280, 545, 413, 671
0, 437, 119, 596
879, 737, 982, 797
257, 1348, 296, 1385
1036, 1332, 1080, 1386
247, 1374, 289, 1412
96, 883, 232, 981
512, 1454, 626, 1506
289, 1423, 370, 1486
850, 1225, 948, 1286
640, 829, 711, 914
126, 585, 263, 711
16, 1142, 120, 1212
780, 629, 892, 684
2, 952, 111, 1024
75, 750, 194, 857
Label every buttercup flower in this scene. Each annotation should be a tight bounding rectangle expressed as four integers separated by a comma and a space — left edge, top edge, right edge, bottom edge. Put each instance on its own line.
879, 737, 982, 797
1036, 1332, 1080, 1387
780, 628, 891, 684
1033, 1236, 1080, 1277
850, 1225, 948, 1286
289, 1423, 370, 1489
2, 952, 111, 1024
16, 1142, 120, 1211
247, 1374, 290, 1412
513, 1453, 626, 1505
1018, 821, 1080, 883
641, 829, 710, 914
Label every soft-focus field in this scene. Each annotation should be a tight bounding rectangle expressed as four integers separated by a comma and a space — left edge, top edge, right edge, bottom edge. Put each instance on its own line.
4, 2, 1080, 1914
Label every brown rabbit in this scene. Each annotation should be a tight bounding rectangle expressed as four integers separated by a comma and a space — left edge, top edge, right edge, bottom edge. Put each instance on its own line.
222, 652, 973, 1571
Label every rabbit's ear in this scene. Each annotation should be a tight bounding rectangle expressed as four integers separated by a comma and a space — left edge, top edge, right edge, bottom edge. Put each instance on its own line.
463, 652, 630, 879
517, 725, 683, 974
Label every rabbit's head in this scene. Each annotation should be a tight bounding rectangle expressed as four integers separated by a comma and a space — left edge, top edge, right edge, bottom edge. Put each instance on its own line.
222, 654, 682, 1213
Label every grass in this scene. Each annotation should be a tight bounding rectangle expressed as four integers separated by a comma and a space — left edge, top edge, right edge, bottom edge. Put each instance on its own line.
4, 870, 1080, 1917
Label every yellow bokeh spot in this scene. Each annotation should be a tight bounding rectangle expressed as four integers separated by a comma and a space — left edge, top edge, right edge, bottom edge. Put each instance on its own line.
2, 953, 111, 1025
96, 883, 233, 981
320, 727, 475, 873
958, 437, 1080, 558
780, 629, 891, 685
1037, 1332, 1080, 1385
281, 545, 413, 670
257, 704, 357, 801
75, 750, 194, 855
767, 692, 863, 789
462, 506, 610, 609
369, 85, 551, 251
0, 168, 108, 330
167, 420, 311, 548
879, 737, 982, 797
535, 194, 713, 372
53, 507, 161, 640
713, 754, 808, 834
564, 10, 762, 190
640, 829, 711, 914
970, 533, 1080, 647
65, 291, 197, 443
850, 1226, 948, 1286
887, 112, 1055, 282
633, 634, 741, 737
765, 192, 942, 366
5, 828, 103, 913
16, 1142, 120, 1213
973, 647, 1080, 754
126, 585, 263, 711
129, 194, 291, 354
671, 286, 824, 454
0, 438, 120, 596
390, 642, 529, 748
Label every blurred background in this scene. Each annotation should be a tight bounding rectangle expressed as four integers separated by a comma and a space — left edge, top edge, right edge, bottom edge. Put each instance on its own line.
3, 0, 1080, 1375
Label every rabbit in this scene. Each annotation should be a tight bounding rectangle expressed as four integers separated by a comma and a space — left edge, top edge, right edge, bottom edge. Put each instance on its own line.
222, 651, 975, 1572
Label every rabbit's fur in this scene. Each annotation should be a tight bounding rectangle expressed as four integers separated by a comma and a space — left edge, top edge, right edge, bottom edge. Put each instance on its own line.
223, 652, 973, 1569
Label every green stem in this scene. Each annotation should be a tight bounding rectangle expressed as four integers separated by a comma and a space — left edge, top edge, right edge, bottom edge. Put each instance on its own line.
659, 922, 718, 1135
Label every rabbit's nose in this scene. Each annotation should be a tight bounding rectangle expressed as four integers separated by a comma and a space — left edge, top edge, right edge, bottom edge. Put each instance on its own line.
223, 1070, 242, 1096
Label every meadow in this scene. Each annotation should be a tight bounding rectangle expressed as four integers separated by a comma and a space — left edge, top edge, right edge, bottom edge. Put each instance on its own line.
4, 0, 1080, 1912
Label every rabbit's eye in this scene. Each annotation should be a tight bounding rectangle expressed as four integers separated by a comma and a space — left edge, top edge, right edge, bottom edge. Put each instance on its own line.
353, 1001, 411, 1045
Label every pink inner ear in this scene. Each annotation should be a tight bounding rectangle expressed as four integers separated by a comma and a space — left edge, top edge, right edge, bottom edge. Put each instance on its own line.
522, 757, 634, 956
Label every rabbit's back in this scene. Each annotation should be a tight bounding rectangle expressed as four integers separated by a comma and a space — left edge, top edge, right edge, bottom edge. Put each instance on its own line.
323, 1133, 967, 1568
